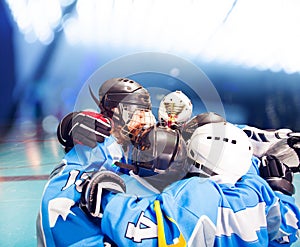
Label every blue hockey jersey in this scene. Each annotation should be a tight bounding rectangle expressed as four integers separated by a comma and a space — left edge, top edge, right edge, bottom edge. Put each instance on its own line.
36, 136, 126, 246
100, 157, 300, 247
37, 140, 300, 246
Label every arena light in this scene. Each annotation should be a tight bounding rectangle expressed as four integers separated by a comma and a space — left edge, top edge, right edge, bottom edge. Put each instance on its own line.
5, 0, 300, 74
6, 0, 63, 44
198, 0, 300, 74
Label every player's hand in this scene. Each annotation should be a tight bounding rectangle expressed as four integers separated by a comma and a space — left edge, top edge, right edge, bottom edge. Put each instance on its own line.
260, 155, 295, 195
57, 111, 112, 152
80, 170, 126, 218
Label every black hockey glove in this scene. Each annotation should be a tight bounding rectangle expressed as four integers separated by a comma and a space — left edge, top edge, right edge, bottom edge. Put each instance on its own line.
80, 170, 126, 218
57, 111, 112, 152
259, 155, 295, 195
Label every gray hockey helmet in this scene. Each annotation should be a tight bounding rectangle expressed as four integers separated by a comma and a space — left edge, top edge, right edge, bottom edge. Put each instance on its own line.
90, 78, 151, 121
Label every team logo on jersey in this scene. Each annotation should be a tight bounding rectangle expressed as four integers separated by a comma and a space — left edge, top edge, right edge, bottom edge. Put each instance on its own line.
125, 200, 186, 246
48, 198, 75, 227
126, 211, 157, 242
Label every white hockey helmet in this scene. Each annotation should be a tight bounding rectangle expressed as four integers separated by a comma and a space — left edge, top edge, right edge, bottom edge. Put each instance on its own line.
187, 122, 253, 184
158, 91, 193, 127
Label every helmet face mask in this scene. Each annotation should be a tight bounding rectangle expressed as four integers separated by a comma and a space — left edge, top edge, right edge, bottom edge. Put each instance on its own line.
117, 103, 150, 124
110, 103, 136, 127
111, 106, 156, 144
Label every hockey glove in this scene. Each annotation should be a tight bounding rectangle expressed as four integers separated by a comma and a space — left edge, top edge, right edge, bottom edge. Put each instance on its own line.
287, 133, 300, 172
260, 155, 295, 195
80, 170, 126, 218
57, 111, 112, 152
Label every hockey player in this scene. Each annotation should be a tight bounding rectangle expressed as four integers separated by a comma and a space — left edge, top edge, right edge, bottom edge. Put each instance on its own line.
185, 121, 300, 246
36, 77, 156, 246
182, 113, 300, 245
57, 77, 155, 153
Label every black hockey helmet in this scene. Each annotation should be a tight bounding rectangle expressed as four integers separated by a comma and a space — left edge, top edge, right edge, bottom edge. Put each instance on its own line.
90, 78, 151, 120
130, 125, 190, 180
182, 112, 226, 141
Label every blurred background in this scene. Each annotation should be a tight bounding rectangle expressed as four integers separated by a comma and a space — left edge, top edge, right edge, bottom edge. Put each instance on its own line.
1, 0, 300, 141
0, 1, 300, 246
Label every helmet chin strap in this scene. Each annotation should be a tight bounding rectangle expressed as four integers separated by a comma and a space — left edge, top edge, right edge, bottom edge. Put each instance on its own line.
194, 161, 218, 176
114, 161, 138, 174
